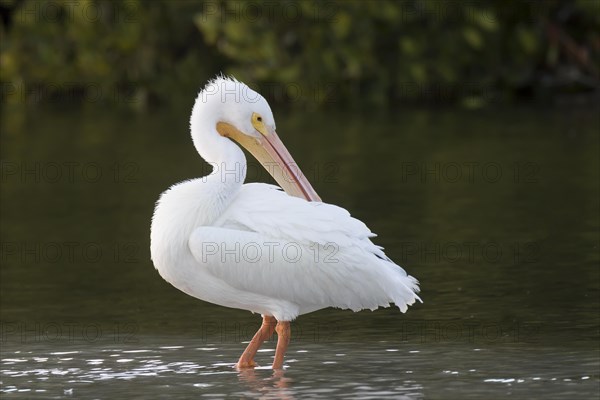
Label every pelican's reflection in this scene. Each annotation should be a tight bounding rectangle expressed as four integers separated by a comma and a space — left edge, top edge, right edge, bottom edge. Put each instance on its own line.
238, 367, 295, 399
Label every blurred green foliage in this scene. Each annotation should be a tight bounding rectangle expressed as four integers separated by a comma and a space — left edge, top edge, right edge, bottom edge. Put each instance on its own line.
0, 0, 598, 109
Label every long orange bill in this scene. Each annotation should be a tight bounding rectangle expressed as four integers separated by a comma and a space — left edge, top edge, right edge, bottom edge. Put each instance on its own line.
216, 122, 321, 202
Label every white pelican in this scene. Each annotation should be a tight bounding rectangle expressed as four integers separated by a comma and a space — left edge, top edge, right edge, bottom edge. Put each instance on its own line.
150, 77, 421, 369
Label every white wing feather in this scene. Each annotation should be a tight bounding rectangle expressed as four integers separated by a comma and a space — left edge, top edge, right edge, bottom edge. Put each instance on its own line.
188, 183, 420, 320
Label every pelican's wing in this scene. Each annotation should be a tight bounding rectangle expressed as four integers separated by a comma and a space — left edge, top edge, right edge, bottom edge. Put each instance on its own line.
216, 184, 382, 253
188, 183, 420, 320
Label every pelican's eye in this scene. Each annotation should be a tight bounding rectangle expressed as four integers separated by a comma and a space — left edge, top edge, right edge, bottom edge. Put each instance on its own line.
251, 112, 268, 136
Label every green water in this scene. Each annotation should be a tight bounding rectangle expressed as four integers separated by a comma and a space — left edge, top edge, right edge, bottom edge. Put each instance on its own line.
1, 103, 598, 399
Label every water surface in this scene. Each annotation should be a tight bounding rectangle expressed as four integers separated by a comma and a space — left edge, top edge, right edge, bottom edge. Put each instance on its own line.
1, 103, 598, 398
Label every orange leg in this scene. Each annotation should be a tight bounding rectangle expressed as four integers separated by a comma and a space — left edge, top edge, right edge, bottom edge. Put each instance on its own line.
272, 321, 290, 369
236, 315, 276, 368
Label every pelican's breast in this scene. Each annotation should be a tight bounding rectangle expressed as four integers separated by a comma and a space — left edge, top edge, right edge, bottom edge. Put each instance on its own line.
150, 179, 228, 284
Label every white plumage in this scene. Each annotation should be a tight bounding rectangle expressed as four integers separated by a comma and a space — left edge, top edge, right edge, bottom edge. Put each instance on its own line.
150, 77, 420, 368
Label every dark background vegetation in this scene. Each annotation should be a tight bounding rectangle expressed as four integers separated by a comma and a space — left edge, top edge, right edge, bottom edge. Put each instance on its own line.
1, 0, 599, 110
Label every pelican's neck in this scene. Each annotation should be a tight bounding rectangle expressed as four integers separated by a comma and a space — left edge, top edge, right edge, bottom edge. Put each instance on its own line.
201, 137, 247, 201
191, 109, 247, 200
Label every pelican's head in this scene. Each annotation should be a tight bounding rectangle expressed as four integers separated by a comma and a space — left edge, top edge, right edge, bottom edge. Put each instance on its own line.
191, 76, 320, 201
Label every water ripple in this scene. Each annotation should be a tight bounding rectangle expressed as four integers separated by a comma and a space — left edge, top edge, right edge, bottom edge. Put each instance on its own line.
1, 341, 598, 398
